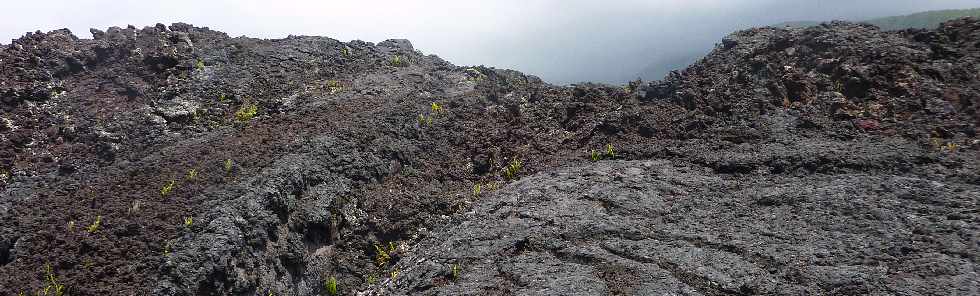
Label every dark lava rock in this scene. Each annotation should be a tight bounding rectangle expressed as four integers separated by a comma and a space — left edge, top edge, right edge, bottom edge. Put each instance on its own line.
0, 18, 978, 296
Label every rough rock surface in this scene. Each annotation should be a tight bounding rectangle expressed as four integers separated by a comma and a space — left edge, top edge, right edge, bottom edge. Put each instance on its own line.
385, 159, 978, 295
0, 18, 978, 296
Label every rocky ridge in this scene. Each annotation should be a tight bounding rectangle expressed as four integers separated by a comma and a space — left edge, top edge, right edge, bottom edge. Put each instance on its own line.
0, 19, 977, 295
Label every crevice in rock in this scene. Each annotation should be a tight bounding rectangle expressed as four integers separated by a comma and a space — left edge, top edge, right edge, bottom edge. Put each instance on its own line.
600, 242, 747, 296
0, 236, 14, 266
303, 220, 333, 253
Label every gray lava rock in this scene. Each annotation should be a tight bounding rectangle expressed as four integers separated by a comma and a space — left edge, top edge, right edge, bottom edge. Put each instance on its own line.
154, 96, 201, 122
155, 136, 388, 295
382, 160, 980, 295
379, 39, 414, 53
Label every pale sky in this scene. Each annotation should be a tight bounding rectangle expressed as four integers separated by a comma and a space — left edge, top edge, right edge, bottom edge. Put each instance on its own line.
2, 0, 978, 84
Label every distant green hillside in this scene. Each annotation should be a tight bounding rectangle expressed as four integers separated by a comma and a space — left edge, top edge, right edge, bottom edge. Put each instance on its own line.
868, 8, 980, 30
778, 8, 980, 30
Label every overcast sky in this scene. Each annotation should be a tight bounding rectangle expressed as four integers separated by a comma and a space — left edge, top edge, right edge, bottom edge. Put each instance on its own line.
2, 1, 978, 84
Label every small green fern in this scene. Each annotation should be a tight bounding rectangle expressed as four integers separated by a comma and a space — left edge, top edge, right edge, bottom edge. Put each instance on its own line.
235, 102, 258, 122
374, 242, 397, 267
503, 158, 523, 180
451, 263, 461, 281
161, 180, 176, 197
86, 215, 102, 233
325, 276, 338, 296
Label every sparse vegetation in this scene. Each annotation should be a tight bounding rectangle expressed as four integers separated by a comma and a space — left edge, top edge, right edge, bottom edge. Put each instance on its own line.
327, 80, 344, 94
324, 276, 338, 296
931, 138, 960, 153
473, 182, 498, 197
186, 169, 198, 180
415, 102, 444, 128
225, 159, 234, 173
340, 46, 351, 57
86, 215, 102, 233
590, 144, 617, 161
484, 181, 499, 191
503, 158, 523, 180
161, 180, 176, 197
27, 264, 66, 296
235, 102, 259, 122
195, 59, 205, 71
184, 217, 193, 228
391, 55, 405, 67
374, 242, 397, 267
451, 263, 461, 281
417, 113, 432, 127
390, 268, 400, 281
67, 220, 75, 232
80, 258, 94, 269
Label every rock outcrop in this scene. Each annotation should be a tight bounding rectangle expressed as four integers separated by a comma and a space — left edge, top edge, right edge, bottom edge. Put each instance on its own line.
0, 19, 977, 296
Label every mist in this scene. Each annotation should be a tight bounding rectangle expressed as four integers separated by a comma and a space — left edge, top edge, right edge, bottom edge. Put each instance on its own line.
2, 0, 978, 84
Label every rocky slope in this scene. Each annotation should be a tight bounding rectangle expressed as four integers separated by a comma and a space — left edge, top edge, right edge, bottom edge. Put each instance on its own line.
0, 19, 978, 296
641, 7, 980, 82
